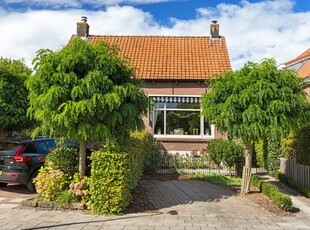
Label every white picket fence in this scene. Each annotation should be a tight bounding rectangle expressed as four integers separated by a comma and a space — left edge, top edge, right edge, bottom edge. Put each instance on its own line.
281, 158, 310, 189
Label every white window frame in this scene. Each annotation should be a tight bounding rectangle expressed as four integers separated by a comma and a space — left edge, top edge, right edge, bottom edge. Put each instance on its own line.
150, 95, 214, 139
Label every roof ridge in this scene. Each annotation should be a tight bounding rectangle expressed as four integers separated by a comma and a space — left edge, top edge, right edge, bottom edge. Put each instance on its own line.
88, 35, 221, 38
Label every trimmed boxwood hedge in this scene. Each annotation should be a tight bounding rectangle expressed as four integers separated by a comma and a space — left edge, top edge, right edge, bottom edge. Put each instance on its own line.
273, 171, 310, 198
250, 175, 293, 212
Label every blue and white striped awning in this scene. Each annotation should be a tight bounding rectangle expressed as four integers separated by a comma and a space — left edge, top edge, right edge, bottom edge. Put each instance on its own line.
150, 96, 201, 103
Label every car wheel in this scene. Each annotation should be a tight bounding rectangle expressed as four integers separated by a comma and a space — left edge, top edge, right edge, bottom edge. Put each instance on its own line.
27, 171, 38, 192
0, 182, 8, 188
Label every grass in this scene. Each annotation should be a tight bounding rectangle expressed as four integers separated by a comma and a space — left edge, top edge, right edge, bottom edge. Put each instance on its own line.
191, 173, 241, 186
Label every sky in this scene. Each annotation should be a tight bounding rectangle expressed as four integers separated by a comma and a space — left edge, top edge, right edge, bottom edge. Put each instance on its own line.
0, 0, 310, 70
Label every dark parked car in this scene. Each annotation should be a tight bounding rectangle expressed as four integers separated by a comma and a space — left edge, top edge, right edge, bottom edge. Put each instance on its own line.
0, 136, 74, 192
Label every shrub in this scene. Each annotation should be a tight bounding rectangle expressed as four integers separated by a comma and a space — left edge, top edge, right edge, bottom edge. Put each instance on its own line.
281, 133, 295, 159
261, 182, 293, 212
191, 173, 241, 186
250, 174, 263, 191
255, 139, 268, 170
45, 146, 79, 177
273, 171, 310, 198
89, 131, 160, 214
267, 138, 282, 173
89, 150, 131, 215
207, 139, 225, 168
68, 173, 89, 204
56, 190, 79, 205
207, 139, 244, 175
292, 123, 310, 166
34, 162, 69, 201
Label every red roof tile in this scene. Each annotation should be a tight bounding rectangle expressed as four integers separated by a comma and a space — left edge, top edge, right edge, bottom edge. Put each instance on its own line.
298, 60, 310, 78
285, 48, 310, 66
79, 35, 231, 80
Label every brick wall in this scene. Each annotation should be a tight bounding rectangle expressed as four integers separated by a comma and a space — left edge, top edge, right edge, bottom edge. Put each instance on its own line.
142, 81, 207, 96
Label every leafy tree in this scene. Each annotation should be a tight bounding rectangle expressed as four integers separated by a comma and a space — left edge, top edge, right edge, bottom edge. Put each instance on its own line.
0, 58, 32, 136
202, 58, 309, 193
27, 38, 148, 176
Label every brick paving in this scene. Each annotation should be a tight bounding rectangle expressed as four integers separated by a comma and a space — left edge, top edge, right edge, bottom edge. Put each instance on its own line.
0, 180, 310, 229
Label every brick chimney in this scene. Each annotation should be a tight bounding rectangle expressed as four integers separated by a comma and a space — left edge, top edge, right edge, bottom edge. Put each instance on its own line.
77, 16, 89, 38
210, 20, 220, 39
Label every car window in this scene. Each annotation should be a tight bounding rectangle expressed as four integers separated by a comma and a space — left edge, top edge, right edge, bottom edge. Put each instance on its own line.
23, 142, 37, 153
0, 142, 22, 156
46, 139, 57, 149
36, 141, 49, 155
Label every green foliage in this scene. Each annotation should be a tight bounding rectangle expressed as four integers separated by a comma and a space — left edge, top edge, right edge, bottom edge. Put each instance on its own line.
34, 162, 69, 201
0, 57, 33, 135
250, 174, 263, 191
191, 173, 241, 186
267, 138, 282, 172
206, 139, 244, 175
273, 171, 310, 198
89, 150, 131, 215
56, 190, 79, 205
88, 130, 157, 214
255, 139, 268, 170
292, 123, 310, 165
122, 130, 164, 178
250, 174, 293, 212
202, 58, 309, 144
144, 139, 164, 174
27, 38, 148, 175
45, 147, 79, 177
280, 133, 295, 159
206, 139, 226, 168
261, 182, 293, 212
68, 173, 89, 204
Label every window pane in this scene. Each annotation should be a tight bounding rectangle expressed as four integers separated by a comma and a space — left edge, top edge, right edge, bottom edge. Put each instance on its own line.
166, 103, 200, 109
154, 110, 164, 135
155, 103, 165, 109
204, 121, 212, 135
166, 111, 200, 135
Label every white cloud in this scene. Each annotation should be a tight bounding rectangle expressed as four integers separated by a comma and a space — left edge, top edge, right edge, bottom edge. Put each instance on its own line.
2, 0, 173, 8
0, 0, 310, 70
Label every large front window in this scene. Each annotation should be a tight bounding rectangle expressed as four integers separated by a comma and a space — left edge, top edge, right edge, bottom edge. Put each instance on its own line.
150, 96, 214, 138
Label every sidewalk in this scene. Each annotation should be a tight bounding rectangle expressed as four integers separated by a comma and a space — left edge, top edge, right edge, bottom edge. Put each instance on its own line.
253, 169, 310, 218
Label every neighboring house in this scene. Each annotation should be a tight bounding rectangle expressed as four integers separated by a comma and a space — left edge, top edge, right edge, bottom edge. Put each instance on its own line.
74, 18, 232, 154
281, 48, 310, 101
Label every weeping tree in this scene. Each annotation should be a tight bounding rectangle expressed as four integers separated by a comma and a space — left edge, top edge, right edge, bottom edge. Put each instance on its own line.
202, 58, 309, 194
27, 37, 148, 176
0, 58, 33, 136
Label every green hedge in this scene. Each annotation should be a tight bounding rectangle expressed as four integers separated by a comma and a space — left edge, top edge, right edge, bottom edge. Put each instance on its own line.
250, 175, 293, 212
206, 139, 244, 176
250, 175, 263, 191
89, 150, 131, 215
273, 171, 310, 198
45, 147, 79, 177
88, 130, 162, 215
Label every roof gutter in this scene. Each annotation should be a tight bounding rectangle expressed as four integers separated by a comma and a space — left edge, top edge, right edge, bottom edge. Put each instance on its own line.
284, 56, 310, 68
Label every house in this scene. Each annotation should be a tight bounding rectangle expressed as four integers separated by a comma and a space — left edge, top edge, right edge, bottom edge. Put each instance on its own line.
281, 48, 310, 101
74, 17, 232, 154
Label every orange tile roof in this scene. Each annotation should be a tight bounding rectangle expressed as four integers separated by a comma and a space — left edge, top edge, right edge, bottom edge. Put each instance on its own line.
297, 60, 310, 78
82, 35, 231, 80
285, 48, 310, 66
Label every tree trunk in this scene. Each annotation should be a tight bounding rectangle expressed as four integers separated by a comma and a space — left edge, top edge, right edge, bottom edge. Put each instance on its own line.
241, 144, 253, 194
79, 140, 87, 177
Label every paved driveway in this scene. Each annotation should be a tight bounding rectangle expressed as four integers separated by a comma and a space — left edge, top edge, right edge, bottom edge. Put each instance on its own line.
0, 184, 35, 209
0, 180, 309, 229
141, 179, 272, 217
